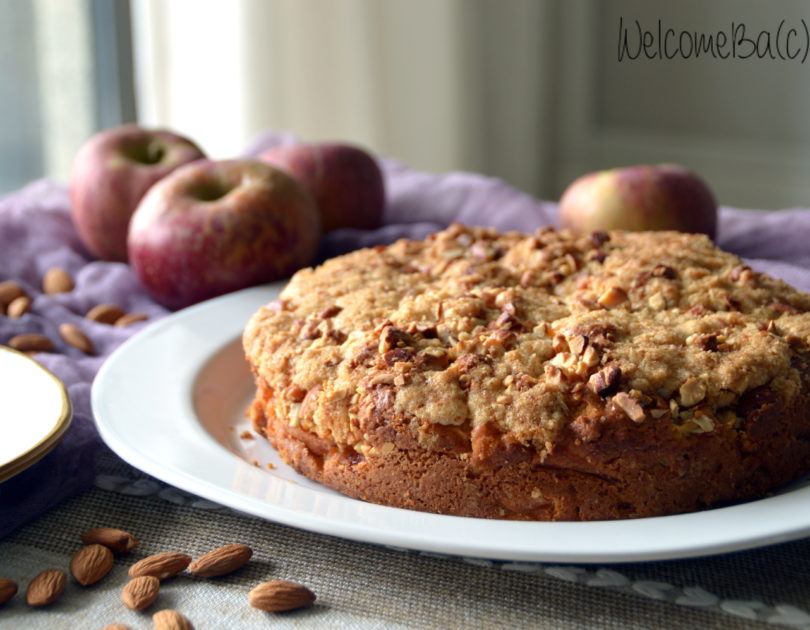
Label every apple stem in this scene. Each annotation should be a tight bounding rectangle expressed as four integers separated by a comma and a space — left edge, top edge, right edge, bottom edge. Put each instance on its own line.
145, 142, 165, 164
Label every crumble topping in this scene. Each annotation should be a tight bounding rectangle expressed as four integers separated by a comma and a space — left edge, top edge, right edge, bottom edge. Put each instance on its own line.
244, 223, 810, 454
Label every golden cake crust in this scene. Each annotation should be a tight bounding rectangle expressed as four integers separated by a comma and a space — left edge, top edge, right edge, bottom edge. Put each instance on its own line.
243, 224, 810, 520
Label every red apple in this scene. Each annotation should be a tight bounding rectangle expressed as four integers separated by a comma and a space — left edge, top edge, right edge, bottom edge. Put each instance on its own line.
127, 159, 320, 309
558, 164, 718, 239
70, 124, 206, 262
259, 142, 385, 232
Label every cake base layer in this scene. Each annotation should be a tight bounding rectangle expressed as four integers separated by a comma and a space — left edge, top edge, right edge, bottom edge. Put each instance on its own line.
248, 379, 810, 520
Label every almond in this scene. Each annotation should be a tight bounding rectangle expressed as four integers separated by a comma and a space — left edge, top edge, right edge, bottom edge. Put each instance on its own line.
122, 575, 160, 610
0, 578, 18, 605
153, 609, 194, 630
114, 312, 149, 327
42, 267, 75, 294
102, 625, 134, 630
26, 569, 67, 606
59, 322, 95, 354
0, 280, 26, 305
81, 527, 140, 553
70, 543, 114, 585
8, 333, 54, 353
248, 580, 316, 612
188, 544, 252, 578
129, 552, 191, 580
7, 295, 31, 318
86, 303, 125, 325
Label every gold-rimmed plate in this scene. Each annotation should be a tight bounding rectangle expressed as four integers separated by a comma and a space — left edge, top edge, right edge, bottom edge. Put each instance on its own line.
0, 345, 72, 482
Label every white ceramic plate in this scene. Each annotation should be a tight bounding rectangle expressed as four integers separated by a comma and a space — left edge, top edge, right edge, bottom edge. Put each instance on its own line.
93, 284, 810, 563
0, 346, 72, 482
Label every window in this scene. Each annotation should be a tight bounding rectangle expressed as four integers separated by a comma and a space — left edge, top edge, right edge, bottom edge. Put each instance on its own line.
0, 0, 135, 194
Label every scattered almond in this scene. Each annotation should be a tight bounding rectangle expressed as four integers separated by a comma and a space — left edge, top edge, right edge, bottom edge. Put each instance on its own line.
122, 575, 160, 610
59, 322, 95, 354
248, 580, 316, 612
26, 569, 67, 607
8, 333, 54, 353
70, 543, 114, 586
102, 624, 134, 630
153, 609, 194, 630
0, 578, 18, 605
114, 312, 149, 327
188, 544, 252, 578
0, 280, 25, 305
86, 303, 125, 325
129, 552, 191, 580
42, 267, 75, 294
81, 527, 140, 553
7, 295, 31, 318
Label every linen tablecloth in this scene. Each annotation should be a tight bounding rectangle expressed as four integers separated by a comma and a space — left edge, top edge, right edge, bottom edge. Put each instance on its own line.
2, 132, 810, 629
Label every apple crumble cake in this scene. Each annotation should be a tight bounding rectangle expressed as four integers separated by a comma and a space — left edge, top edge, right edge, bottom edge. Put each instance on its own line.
242, 223, 810, 520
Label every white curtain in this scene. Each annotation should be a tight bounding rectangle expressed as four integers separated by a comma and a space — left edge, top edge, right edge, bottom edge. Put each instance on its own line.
130, 0, 555, 198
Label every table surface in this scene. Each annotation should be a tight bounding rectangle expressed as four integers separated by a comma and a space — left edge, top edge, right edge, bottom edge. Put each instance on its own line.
2, 449, 810, 630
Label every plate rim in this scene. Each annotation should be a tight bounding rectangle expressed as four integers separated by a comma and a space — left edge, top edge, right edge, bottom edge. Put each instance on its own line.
0, 345, 72, 483
92, 283, 810, 563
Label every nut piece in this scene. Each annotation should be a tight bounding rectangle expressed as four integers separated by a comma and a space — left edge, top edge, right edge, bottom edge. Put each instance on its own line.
377, 325, 412, 353
102, 625, 134, 630
129, 551, 191, 580
8, 333, 54, 353
0, 578, 18, 605
589, 230, 610, 247
597, 286, 628, 309
26, 569, 67, 607
81, 527, 140, 553
7, 295, 31, 318
86, 303, 126, 324
613, 392, 646, 423
70, 543, 114, 586
284, 384, 307, 403
153, 609, 195, 630
0, 280, 26, 305
188, 544, 252, 578
692, 333, 719, 352
42, 267, 75, 294
122, 575, 160, 610
114, 312, 149, 327
679, 377, 707, 407
647, 292, 666, 310
651, 264, 677, 279
318, 305, 342, 319
587, 365, 621, 397
567, 335, 588, 356
59, 323, 95, 354
248, 580, 316, 612
729, 265, 753, 283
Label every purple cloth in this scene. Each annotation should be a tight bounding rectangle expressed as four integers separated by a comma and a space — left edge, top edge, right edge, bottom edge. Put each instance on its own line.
2, 132, 810, 538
